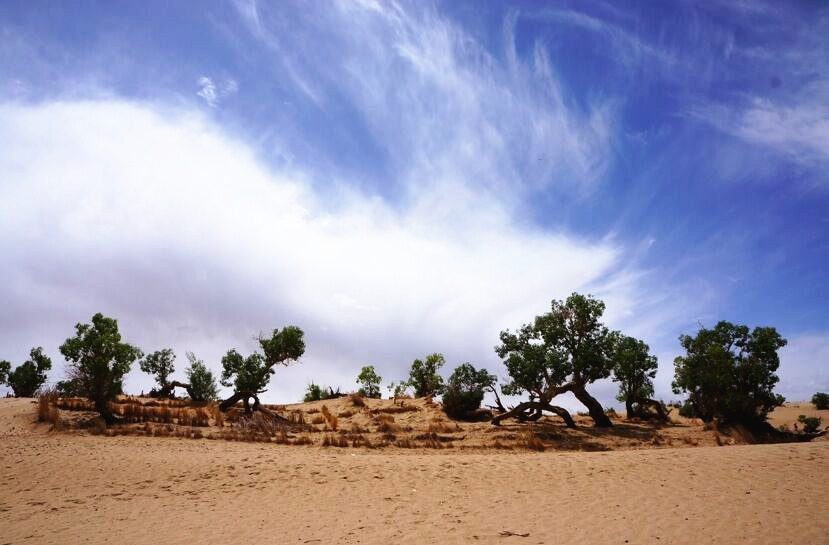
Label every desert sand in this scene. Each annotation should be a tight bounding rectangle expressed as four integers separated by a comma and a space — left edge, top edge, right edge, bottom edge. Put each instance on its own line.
1, 397, 827, 545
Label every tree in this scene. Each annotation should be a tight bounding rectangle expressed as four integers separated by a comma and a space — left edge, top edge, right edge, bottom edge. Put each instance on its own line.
219, 325, 305, 412
303, 382, 324, 402
140, 349, 176, 395
185, 352, 218, 402
59, 313, 143, 422
356, 365, 382, 399
494, 293, 615, 427
442, 363, 496, 420
2, 347, 52, 397
812, 392, 829, 410
611, 334, 662, 419
672, 321, 787, 426
407, 353, 445, 398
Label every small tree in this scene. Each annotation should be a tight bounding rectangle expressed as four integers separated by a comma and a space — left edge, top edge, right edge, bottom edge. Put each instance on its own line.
494, 293, 616, 427
407, 353, 445, 398
303, 382, 324, 402
140, 348, 176, 395
812, 392, 829, 410
611, 334, 661, 419
672, 321, 786, 426
185, 352, 218, 402
59, 313, 143, 422
2, 347, 52, 397
356, 365, 382, 399
442, 363, 495, 420
219, 326, 305, 412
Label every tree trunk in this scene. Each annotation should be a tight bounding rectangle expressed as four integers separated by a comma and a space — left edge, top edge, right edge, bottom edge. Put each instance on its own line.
491, 401, 576, 428
158, 380, 193, 399
625, 398, 635, 419
572, 385, 613, 427
219, 391, 251, 412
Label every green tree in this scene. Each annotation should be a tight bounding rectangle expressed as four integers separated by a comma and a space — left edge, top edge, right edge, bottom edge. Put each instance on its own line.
356, 365, 382, 399
442, 363, 496, 419
407, 353, 445, 398
219, 326, 305, 412
672, 321, 787, 426
185, 352, 218, 402
140, 348, 176, 394
494, 293, 615, 427
611, 334, 659, 419
59, 313, 143, 422
812, 392, 829, 410
2, 347, 52, 397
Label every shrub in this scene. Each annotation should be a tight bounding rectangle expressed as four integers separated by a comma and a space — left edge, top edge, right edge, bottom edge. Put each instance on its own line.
186, 353, 219, 402
797, 415, 822, 434
348, 393, 366, 407
442, 363, 496, 420
812, 392, 829, 410
2, 347, 52, 397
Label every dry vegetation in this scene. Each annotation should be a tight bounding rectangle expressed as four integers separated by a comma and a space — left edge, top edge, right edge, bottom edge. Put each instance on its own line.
37, 394, 829, 452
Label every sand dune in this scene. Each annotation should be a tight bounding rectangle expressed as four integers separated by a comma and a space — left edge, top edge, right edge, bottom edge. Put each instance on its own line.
1, 398, 827, 544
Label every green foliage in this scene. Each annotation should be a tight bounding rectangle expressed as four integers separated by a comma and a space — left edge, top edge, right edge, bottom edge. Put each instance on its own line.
140, 348, 175, 390
0, 360, 9, 385
185, 352, 218, 402
387, 381, 411, 398
812, 392, 829, 410
356, 365, 382, 399
3, 347, 52, 397
59, 313, 142, 420
220, 326, 305, 396
55, 378, 84, 398
407, 353, 446, 397
442, 363, 495, 419
303, 382, 324, 402
678, 400, 696, 418
797, 414, 822, 434
611, 334, 658, 415
672, 321, 787, 425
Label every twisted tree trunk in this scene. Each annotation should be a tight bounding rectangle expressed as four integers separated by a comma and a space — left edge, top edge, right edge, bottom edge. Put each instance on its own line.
491, 401, 576, 428
572, 385, 612, 427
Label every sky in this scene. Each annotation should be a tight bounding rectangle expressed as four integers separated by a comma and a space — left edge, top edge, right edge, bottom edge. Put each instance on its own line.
1, 0, 827, 409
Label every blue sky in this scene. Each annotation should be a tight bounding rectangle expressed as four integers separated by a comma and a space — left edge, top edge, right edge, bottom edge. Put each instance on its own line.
1, 0, 827, 408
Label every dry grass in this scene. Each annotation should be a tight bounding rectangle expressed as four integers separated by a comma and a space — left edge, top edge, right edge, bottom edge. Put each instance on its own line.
37, 390, 62, 430
349, 393, 366, 407
521, 427, 545, 451
338, 409, 356, 418
428, 419, 460, 433
376, 414, 400, 433
311, 414, 326, 425
374, 404, 419, 414
321, 433, 349, 447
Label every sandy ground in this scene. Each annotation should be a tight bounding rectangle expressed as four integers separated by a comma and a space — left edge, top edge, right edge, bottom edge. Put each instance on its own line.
2, 398, 828, 545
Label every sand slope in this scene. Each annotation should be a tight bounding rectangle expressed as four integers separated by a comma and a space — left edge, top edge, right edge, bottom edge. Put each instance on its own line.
1, 399, 827, 545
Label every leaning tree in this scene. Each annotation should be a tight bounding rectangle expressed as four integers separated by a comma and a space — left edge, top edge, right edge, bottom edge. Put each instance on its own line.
218, 326, 305, 413
493, 293, 616, 427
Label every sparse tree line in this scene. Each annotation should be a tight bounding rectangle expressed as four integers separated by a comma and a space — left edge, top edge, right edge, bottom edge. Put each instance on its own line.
1, 293, 823, 433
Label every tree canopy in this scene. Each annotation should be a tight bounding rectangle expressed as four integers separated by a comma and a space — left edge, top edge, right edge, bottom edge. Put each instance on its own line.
1, 347, 52, 397
140, 349, 176, 392
407, 353, 446, 398
185, 352, 218, 402
356, 365, 382, 398
494, 293, 616, 427
672, 321, 787, 426
59, 313, 143, 422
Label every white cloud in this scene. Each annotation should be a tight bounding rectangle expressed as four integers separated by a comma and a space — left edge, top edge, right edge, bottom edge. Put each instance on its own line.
196, 76, 238, 108
0, 99, 635, 405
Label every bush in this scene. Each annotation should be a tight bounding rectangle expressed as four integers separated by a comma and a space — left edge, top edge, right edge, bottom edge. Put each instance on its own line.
797, 415, 822, 434
407, 353, 445, 397
356, 365, 382, 399
185, 353, 219, 402
678, 400, 696, 418
812, 392, 829, 410
442, 363, 495, 420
